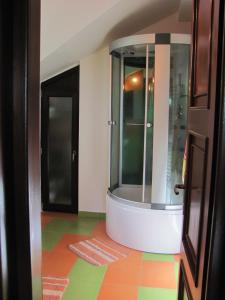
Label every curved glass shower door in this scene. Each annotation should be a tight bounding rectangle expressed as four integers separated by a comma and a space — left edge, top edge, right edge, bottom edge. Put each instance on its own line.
109, 34, 190, 207
110, 44, 155, 203
143, 45, 155, 202
110, 56, 121, 191
122, 55, 146, 186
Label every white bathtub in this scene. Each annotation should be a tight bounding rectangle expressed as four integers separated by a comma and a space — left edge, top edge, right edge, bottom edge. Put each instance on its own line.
106, 191, 183, 254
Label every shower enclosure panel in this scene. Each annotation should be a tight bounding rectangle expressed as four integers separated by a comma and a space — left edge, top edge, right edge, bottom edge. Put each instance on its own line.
110, 41, 155, 204
107, 34, 191, 253
109, 34, 190, 208
151, 45, 170, 206
110, 56, 121, 191
122, 56, 145, 187
167, 44, 190, 205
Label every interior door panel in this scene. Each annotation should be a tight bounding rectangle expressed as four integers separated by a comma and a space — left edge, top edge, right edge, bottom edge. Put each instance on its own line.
41, 67, 79, 213
178, 0, 221, 299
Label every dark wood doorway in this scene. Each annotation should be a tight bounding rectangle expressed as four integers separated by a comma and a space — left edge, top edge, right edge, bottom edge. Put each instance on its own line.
177, 0, 225, 299
41, 67, 79, 213
1, 0, 42, 298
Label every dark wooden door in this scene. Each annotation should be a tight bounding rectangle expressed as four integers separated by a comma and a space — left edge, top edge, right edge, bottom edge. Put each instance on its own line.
41, 67, 79, 213
178, 0, 223, 299
1, 0, 42, 298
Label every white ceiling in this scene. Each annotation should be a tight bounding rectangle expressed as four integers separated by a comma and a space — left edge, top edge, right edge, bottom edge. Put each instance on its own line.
41, 0, 122, 59
41, 0, 181, 80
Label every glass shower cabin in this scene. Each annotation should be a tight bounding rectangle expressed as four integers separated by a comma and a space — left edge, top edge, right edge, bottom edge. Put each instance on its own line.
109, 35, 190, 208
106, 34, 190, 253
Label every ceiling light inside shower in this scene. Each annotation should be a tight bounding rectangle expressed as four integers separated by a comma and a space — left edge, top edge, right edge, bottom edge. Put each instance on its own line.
131, 77, 138, 83
124, 70, 143, 92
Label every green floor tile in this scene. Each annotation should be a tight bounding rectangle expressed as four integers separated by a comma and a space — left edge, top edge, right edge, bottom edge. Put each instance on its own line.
138, 287, 177, 300
79, 211, 106, 219
42, 230, 62, 251
67, 218, 99, 235
43, 217, 99, 236
71, 259, 107, 284
62, 259, 107, 300
63, 282, 101, 300
143, 253, 174, 262
44, 219, 75, 233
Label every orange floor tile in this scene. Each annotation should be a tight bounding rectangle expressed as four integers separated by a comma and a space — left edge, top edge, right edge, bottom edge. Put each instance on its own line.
140, 260, 177, 289
42, 212, 180, 300
42, 247, 77, 277
98, 283, 138, 300
103, 259, 142, 286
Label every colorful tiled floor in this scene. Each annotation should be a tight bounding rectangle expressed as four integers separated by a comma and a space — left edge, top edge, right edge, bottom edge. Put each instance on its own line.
42, 212, 180, 300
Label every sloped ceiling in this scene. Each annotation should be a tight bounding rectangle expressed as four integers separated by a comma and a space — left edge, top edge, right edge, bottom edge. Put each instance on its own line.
179, 0, 192, 21
41, 0, 180, 80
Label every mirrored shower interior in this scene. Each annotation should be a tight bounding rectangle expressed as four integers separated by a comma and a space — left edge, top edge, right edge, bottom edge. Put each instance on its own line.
109, 35, 190, 208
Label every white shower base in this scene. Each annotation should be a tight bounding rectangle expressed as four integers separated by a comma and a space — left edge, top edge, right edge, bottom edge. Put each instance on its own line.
106, 189, 183, 254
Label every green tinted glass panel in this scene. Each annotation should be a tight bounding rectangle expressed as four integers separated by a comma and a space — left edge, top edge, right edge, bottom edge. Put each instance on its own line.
110, 56, 121, 189
167, 44, 190, 205
122, 56, 146, 184
144, 45, 155, 202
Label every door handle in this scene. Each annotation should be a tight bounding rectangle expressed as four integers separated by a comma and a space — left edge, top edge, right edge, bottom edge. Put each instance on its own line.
126, 123, 153, 127
126, 123, 144, 126
174, 184, 185, 195
108, 121, 116, 126
72, 150, 77, 161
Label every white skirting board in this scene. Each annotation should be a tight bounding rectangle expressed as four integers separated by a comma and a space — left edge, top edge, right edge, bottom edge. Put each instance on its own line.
106, 194, 183, 254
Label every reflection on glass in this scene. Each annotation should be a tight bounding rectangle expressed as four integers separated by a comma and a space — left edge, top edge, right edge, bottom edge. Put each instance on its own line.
110, 56, 121, 189
122, 56, 146, 184
48, 97, 72, 205
167, 44, 190, 205
144, 45, 155, 203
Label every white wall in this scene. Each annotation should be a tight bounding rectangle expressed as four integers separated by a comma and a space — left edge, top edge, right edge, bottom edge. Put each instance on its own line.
79, 48, 111, 213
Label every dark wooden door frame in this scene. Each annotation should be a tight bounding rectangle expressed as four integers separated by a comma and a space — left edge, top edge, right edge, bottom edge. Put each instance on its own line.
205, 1, 225, 298
41, 67, 79, 213
0, 3, 8, 299
0, 0, 42, 299
178, 0, 225, 299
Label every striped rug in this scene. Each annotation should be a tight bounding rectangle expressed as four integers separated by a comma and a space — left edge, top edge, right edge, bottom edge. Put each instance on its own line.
42, 277, 69, 300
69, 237, 130, 266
